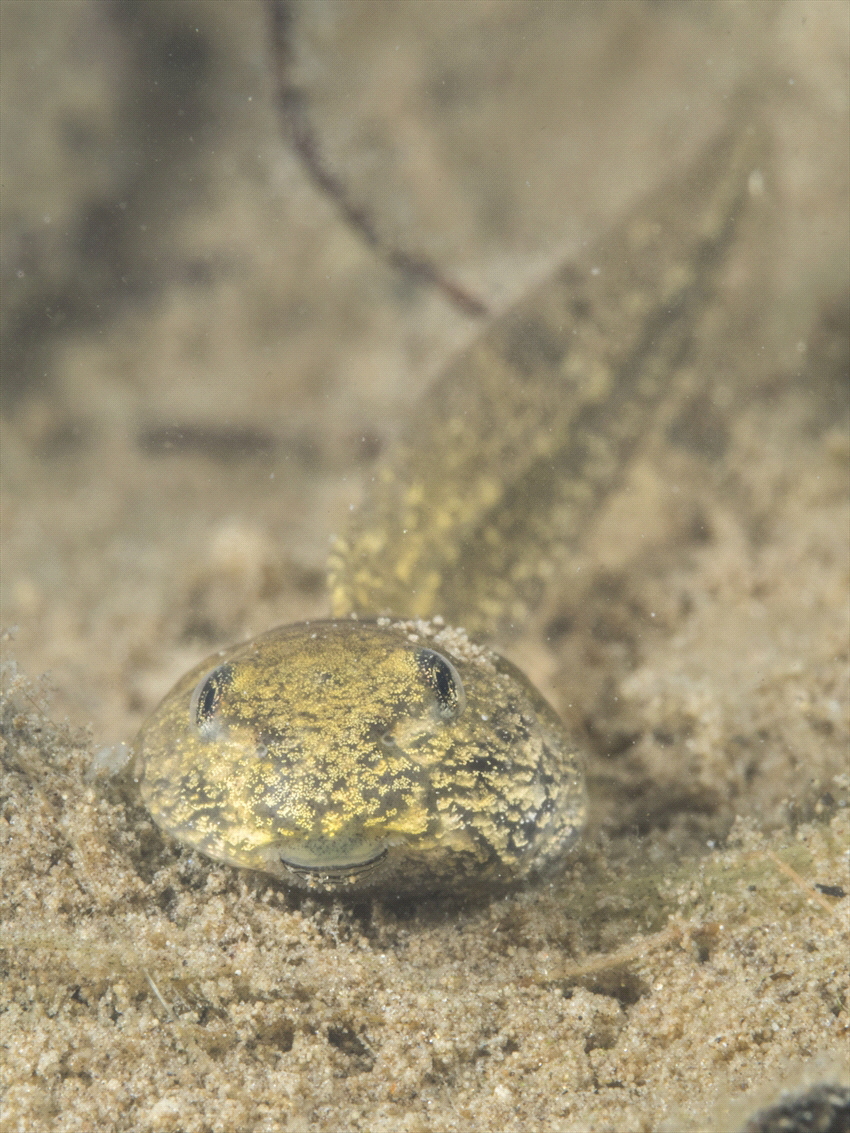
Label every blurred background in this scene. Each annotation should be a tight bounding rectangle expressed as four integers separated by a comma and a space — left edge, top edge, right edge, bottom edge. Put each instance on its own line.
1, 0, 847, 764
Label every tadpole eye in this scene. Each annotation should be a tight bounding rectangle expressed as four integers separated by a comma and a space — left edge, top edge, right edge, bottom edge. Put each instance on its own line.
416, 649, 466, 719
191, 663, 234, 734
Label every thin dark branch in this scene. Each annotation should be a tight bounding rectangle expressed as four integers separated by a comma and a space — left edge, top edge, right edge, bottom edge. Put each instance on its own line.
265, 0, 488, 319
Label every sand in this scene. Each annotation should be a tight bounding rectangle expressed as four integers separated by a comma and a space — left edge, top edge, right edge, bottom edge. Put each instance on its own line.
1, 3, 848, 1131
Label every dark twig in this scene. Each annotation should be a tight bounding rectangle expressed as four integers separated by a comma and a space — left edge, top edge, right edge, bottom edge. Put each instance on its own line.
265, 0, 488, 319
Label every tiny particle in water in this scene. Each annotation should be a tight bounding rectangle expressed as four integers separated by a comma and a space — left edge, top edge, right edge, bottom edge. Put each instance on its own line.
814, 883, 846, 899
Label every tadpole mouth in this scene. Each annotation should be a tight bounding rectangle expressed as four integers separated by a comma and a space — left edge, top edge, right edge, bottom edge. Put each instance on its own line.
279, 846, 389, 877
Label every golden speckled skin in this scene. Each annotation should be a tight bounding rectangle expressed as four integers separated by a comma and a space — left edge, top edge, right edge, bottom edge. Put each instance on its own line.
136, 105, 765, 894
136, 619, 586, 892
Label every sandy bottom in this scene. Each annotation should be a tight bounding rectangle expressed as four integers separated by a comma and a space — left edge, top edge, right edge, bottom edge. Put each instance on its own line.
1, 3, 848, 1131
